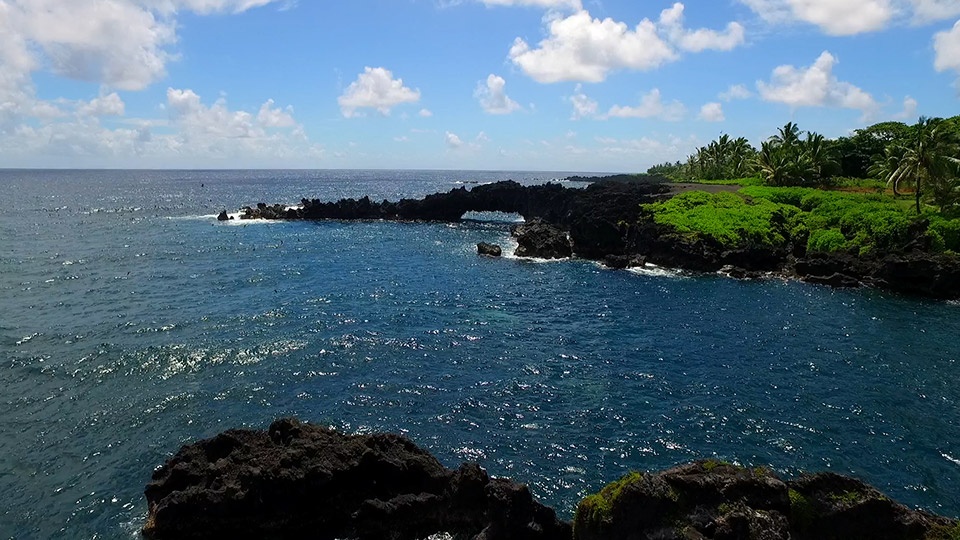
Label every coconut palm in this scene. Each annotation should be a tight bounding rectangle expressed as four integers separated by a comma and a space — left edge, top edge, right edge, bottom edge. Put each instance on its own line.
875, 117, 960, 213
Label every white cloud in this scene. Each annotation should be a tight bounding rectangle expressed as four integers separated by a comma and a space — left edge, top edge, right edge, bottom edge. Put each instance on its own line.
78, 93, 126, 117
894, 96, 919, 120
606, 89, 686, 121
757, 51, 878, 114
508, 5, 745, 83
257, 99, 296, 127
699, 102, 725, 122
719, 84, 753, 101
419, 108, 433, 117
338, 67, 421, 117
445, 131, 464, 148
934, 21, 960, 74
147, 0, 281, 15
0, 88, 321, 167
738, 0, 893, 35
475, 74, 522, 114
480, 0, 581, 9
910, 0, 960, 23
509, 10, 677, 83
658, 3, 745, 52
568, 84, 599, 119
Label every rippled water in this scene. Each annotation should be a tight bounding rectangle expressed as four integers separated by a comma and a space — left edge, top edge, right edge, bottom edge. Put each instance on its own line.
1, 169, 959, 538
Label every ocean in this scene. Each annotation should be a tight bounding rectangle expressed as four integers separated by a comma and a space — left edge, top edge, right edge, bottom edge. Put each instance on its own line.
1, 169, 958, 538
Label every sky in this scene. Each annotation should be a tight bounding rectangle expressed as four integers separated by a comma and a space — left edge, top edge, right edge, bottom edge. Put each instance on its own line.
1, 0, 959, 172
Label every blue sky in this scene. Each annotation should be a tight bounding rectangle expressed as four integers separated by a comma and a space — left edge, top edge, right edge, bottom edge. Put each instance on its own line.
1, 0, 959, 172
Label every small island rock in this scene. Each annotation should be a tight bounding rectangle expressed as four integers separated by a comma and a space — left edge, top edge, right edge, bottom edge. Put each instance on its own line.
477, 242, 503, 257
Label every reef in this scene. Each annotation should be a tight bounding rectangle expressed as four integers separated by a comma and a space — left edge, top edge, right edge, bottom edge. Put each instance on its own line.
144, 421, 958, 540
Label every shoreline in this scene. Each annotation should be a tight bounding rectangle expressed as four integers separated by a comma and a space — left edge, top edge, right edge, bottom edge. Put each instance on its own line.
223, 179, 960, 301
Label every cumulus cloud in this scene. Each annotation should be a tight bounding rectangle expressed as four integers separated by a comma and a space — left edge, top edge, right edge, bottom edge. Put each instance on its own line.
658, 3, 745, 52
719, 84, 753, 101
934, 21, 960, 75
757, 51, 877, 115
78, 93, 126, 117
737, 0, 914, 35
911, 0, 960, 22
568, 84, 599, 119
1, 88, 321, 167
508, 11, 676, 83
419, 108, 433, 117
445, 131, 464, 148
607, 89, 686, 121
475, 74, 522, 114
508, 5, 745, 83
257, 99, 296, 127
699, 102, 725, 122
338, 67, 421, 118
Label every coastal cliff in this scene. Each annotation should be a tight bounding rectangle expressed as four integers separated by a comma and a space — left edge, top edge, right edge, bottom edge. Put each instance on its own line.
143, 419, 959, 540
228, 180, 960, 300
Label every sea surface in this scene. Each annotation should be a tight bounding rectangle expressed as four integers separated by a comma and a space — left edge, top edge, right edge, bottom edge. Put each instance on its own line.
1, 169, 959, 538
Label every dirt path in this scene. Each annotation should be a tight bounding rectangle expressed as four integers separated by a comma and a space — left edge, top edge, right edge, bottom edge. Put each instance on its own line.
666, 183, 743, 195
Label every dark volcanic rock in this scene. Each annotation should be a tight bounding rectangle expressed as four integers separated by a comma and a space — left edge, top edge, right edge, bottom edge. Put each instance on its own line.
512, 219, 572, 259
216, 210, 230, 221
477, 242, 503, 257
143, 418, 569, 540
573, 461, 957, 540
803, 272, 861, 288
795, 252, 960, 299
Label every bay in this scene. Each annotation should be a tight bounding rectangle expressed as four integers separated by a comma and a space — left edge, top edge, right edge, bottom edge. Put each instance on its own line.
1, 169, 958, 538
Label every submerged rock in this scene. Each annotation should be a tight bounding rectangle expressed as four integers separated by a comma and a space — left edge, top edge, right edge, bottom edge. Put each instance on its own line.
477, 242, 503, 257
143, 418, 570, 540
573, 460, 957, 540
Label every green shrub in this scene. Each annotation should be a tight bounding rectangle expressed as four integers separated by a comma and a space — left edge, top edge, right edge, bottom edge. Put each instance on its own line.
928, 217, 960, 252
643, 191, 797, 249
807, 229, 848, 252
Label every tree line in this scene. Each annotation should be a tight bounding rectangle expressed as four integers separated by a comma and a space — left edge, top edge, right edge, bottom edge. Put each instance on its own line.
648, 116, 960, 213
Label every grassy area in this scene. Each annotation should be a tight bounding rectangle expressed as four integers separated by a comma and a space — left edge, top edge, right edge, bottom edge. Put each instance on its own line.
643, 185, 960, 255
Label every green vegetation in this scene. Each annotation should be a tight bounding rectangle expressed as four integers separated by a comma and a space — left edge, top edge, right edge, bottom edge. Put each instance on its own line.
649, 116, 960, 217
574, 471, 643, 535
788, 489, 816, 533
644, 191, 797, 249
927, 523, 960, 540
643, 185, 960, 255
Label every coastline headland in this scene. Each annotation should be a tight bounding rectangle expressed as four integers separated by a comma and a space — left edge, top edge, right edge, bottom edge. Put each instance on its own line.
226, 179, 960, 300
143, 418, 959, 540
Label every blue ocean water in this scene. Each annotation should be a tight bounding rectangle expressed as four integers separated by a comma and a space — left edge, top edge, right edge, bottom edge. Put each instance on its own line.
1, 169, 959, 538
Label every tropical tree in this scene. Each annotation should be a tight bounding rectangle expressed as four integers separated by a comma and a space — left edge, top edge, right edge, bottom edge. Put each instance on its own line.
752, 123, 837, 187
873, 117, 960, 213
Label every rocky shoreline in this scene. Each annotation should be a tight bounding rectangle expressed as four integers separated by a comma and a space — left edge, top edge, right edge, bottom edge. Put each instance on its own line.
222, 180, 960, 300
143, 419, 959, 540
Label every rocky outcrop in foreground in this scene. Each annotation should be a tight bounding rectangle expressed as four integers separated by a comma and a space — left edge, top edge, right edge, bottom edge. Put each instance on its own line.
144, 421, 958, 540
143, 418, 569, 540
574, 461, 958, 540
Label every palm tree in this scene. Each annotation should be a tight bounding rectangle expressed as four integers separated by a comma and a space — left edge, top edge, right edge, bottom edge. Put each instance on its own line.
754, 140, 790, 186
803, 133, 839, 184
876, 117, 960, 213
771, 122, 802, 147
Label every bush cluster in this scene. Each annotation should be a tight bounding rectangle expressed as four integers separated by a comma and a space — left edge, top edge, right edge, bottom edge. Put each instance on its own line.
645, 187, 960, 255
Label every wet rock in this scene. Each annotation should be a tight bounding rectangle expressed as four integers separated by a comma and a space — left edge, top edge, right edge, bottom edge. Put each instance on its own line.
802, 272, 861, 288
217, 210, 230, 221
512, 219, 571, 259
477, 242, 503, 257
143, 418, 569, 540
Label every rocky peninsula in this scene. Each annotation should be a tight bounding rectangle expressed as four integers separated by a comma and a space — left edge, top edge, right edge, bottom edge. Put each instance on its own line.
223, 179, 960, 300
143, 418, 959, 540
